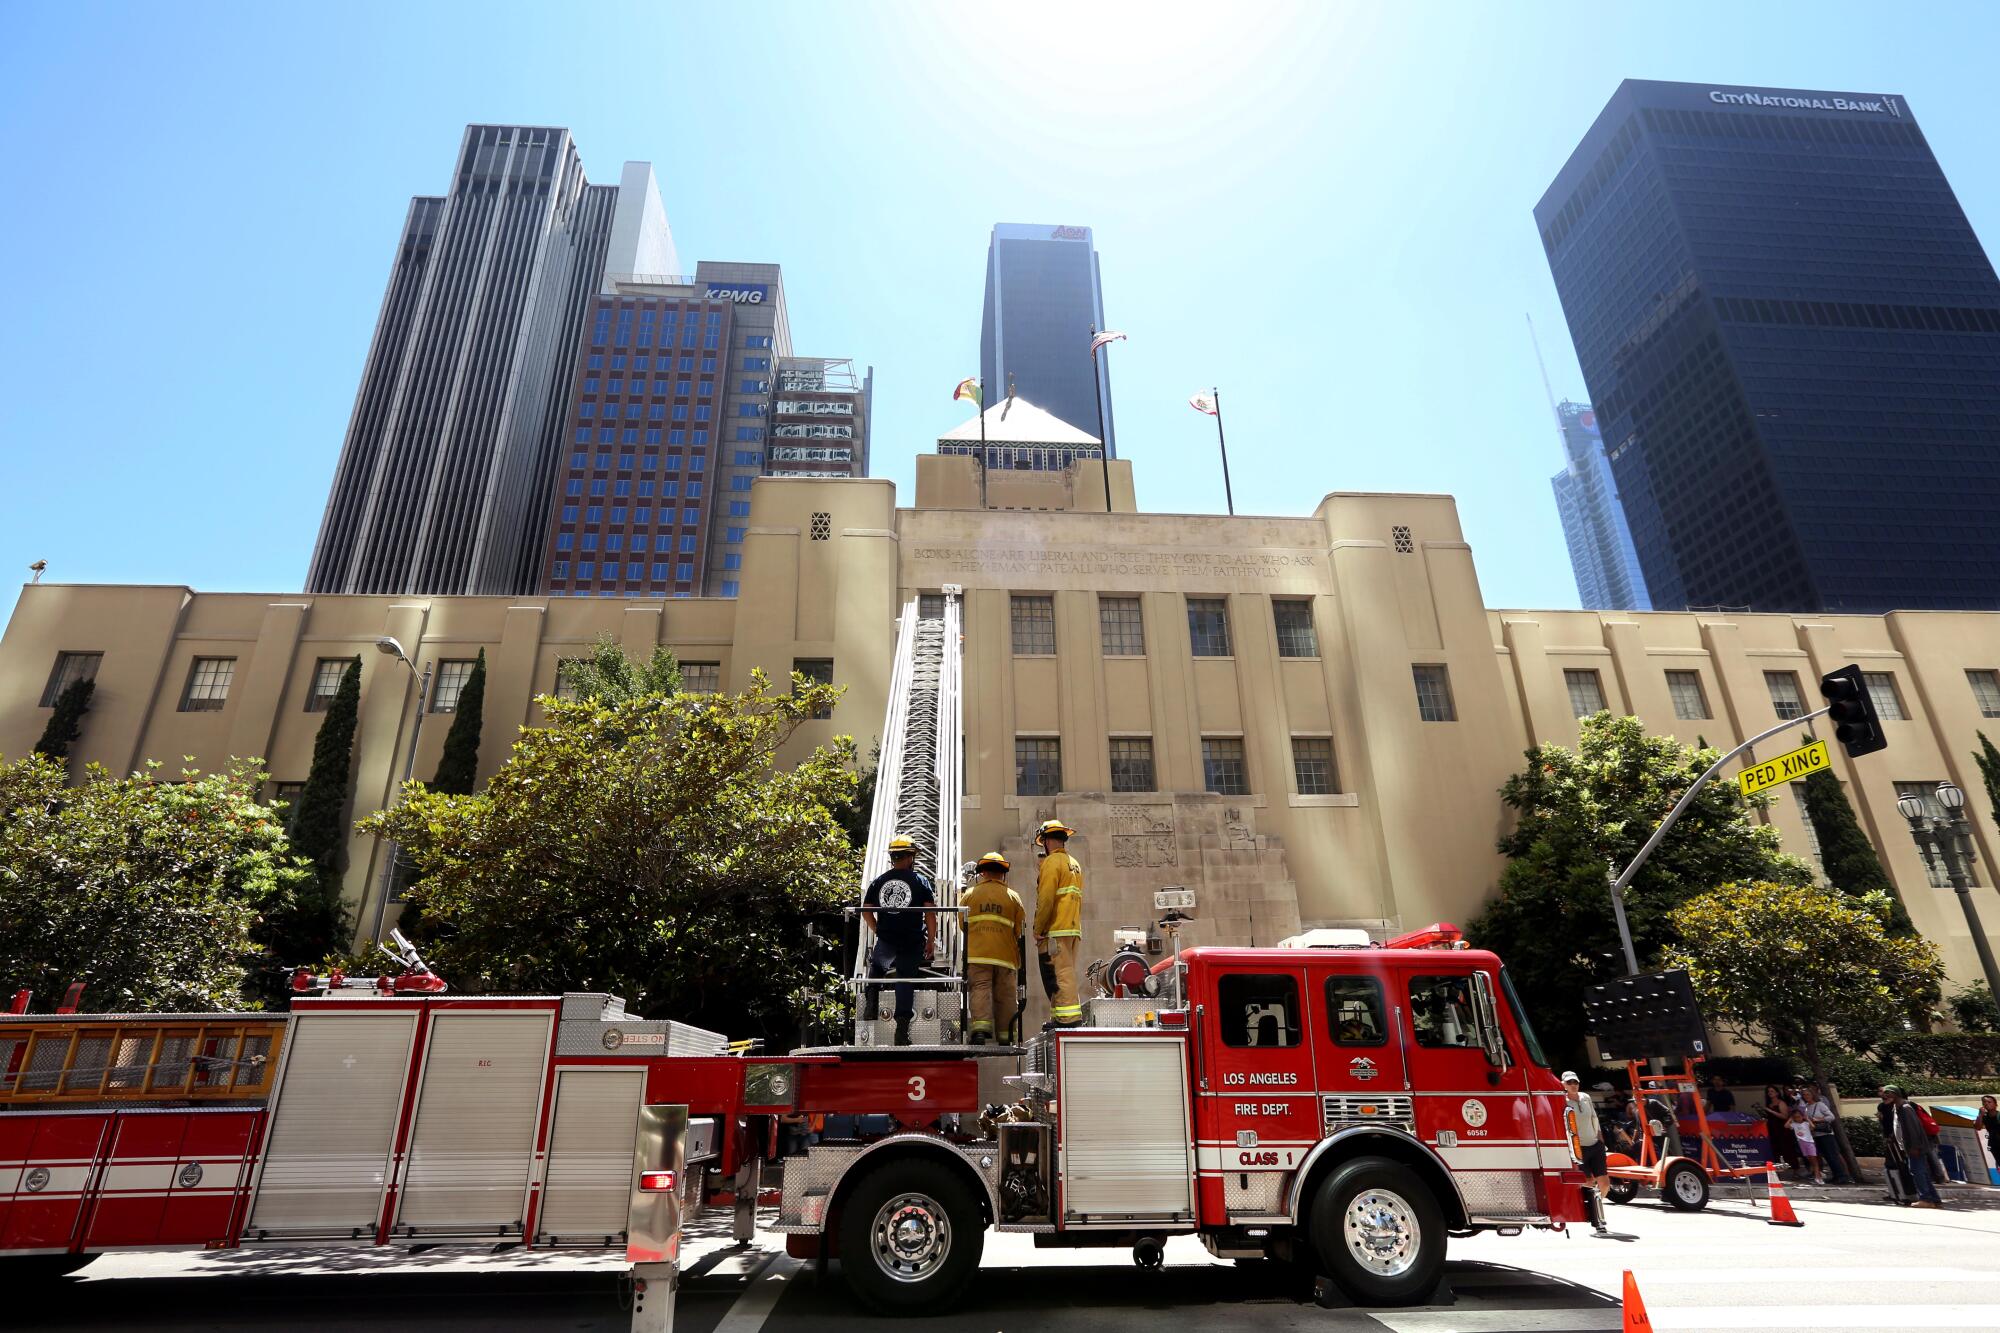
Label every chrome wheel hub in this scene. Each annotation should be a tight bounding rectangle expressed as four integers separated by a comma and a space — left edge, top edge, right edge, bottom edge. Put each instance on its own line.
871, 1192, 951, 1283
1343, 1187, 1420, 1277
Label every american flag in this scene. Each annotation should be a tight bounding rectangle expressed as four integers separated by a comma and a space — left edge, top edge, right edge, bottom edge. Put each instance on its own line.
1088, 329, 1127, 358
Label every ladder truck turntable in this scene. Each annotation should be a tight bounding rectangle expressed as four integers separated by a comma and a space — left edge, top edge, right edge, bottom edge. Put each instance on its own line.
0, 591, 1592, 1318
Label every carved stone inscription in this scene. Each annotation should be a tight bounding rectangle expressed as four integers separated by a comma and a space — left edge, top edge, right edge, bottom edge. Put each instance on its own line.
1111, 804, 1177, 868
911, 546, 1319, 584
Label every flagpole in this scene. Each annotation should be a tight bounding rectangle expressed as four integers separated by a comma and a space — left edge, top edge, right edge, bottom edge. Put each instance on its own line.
1090, 325, 1113, 513
1213, 386, 1235, 516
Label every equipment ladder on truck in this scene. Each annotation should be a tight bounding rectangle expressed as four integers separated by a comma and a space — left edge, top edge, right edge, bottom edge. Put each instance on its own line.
848, 587, 970, 1046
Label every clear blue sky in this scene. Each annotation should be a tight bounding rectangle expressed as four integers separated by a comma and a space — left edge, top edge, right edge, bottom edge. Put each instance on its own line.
5, 1, 1998, 627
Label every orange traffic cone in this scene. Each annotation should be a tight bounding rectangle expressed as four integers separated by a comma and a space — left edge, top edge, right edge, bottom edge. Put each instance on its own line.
1622, 1271, 1652, 1332
1765, 1167, 1804, 1227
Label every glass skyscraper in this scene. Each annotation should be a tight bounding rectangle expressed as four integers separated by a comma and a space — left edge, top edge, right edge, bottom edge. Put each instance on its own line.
1550, 401, 1651, 610
980, 223, 1115, 458
1537, 80, 2000, 613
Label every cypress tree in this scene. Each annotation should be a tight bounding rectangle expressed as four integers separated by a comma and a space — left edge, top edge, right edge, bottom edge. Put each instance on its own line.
430, 650, 486, 796
1975, 732, 2000, 839
281, 657, 360, 955
1800, 765, 1912, 933
33, 678, 94, 760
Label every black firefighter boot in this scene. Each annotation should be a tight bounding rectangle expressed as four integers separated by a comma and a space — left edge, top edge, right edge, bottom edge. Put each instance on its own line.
893, 1017, 913, 1046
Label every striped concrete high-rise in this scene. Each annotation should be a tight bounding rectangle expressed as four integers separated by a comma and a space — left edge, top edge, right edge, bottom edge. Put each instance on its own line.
308, 126, 644, 595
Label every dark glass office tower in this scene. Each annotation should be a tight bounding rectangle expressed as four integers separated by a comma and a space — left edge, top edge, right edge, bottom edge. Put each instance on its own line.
980, 223, 1115, 458
1537, 81, 2000, 613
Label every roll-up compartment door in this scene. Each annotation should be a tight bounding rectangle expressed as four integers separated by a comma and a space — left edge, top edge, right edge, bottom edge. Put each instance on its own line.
393, 1012, 552, 1234
536, 1068, 645, 1243
247, 1013, 417, 1236
1059, 1036, 1195, 1221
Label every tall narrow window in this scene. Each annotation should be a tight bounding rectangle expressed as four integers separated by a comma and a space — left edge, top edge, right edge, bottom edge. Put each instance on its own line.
1015, 738, 1061, 796
1099, 596, 1145, 655
1203, 738, 1248, 795
305, 657, 357, 712
1788, 785, 1824, 873
1665, 670, 1711, 721
794, 658, 834, 719
1564, 669, 1606, 717
1292, 737, 1338, 795
40, 651, 102, 706
1187, 598, 1232, 656
1766, 671, 1805, 721
1272, 600, 1319, 658
1967, 669, 2000, 719
1011, 595, 1056, 654
1863, 672, 1907, 721
1109, 738, 1155, 793
917, 593, 944, 621
1412, 664, 1456, 722
179, 657, 235, 712
680, 662, 721, 694
431, 660, 477, 713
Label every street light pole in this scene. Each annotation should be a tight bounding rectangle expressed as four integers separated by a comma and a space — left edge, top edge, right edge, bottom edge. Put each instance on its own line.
369, 637, 431, 947
1899, 782, 2000, 1005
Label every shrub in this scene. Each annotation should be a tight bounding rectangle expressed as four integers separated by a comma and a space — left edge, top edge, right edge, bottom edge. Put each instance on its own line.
1700, 1055, 1798, 1086
1842, 1114, 1885, 1158
1876, 1033, 2000, 1079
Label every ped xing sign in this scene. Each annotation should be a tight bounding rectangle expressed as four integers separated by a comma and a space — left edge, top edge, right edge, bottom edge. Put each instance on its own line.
1739, 738, 1830, 796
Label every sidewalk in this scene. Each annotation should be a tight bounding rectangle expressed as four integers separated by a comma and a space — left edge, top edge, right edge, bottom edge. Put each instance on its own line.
1714, 1178, 2000, 1209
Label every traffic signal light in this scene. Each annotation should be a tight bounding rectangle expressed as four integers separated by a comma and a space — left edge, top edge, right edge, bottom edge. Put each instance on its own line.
1819, 663, 1887, 758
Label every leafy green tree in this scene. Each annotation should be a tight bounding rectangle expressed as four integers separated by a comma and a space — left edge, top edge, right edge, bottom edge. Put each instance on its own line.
1975, 732, 2000, 840
1799, 765, 1913, 932
362, 669, 858, 1043
562, 635, 681, 704
1665, 879, 1944, 1183
33, 678, 94, 761
0, 753, 311, 1010
1948, 980, 2000, 1033
430, 650, 486, 796
281, 657, 359, 958
1469, 714, 1813, 1067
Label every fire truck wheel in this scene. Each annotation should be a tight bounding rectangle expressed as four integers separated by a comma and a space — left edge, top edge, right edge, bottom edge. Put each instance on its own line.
1606, 1180, 1639, 1205
1308, 1156, 1446, 1306
838, 1158, 985, 1315
1661, 1160, 1710, 1211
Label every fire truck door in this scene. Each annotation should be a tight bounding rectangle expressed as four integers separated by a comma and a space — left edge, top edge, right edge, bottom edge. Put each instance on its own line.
1197, 965, 1317, 1196
1401, 969, 1541, 1213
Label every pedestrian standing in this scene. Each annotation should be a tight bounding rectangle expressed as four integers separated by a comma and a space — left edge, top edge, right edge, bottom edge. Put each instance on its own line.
1787, 1105, 1823, 1184
1762, 1084, 1800, 1177
1032, 819, 1085, 1029
1884, 1085, 1944, 1208
1910, 1097, 1952, 1187
1978, 1094, 2000, 1180
1802, 1082, 1850, 1184
1562, 1072, 1612, 1235
1705, 1074, 1736, 1113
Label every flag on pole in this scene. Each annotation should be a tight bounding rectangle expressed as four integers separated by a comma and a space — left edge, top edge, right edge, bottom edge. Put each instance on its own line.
953, 377, 982, 406
1188, 391, 1218, 416
1088, 329, 1127, 358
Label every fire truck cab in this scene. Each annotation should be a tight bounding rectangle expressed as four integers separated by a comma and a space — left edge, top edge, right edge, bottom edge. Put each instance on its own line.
751, 923, 1588, 1314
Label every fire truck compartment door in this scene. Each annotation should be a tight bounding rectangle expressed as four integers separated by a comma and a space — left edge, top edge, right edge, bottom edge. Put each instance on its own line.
247, 1012, 417, 1236
536, 1067, 645, 1243
393, 1012, 554, 1234
1058, 1036, 1195, 1222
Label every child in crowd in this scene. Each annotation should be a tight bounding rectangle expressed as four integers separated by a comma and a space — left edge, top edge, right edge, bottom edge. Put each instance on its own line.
1788, 1104, 1823, 1184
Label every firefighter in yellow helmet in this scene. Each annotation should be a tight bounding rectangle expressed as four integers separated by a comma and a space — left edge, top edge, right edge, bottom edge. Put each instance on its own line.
1032, 819, 1085, 1028
959, 852, 1026, 1045
861, 835, 937, 1046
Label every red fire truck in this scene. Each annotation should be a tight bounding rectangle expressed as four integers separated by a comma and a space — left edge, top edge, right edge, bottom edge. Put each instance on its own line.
1, 922, 1589, 1319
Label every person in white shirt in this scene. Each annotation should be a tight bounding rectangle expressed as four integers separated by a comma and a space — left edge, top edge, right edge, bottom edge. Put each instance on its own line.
1562, 1071, 1611, 1235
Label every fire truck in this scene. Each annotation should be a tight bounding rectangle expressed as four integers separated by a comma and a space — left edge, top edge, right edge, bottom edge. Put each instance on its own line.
0, 591, 1591, 1319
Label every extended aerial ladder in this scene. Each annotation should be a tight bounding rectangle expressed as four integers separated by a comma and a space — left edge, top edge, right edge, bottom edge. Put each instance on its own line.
850, 587, 966, 1045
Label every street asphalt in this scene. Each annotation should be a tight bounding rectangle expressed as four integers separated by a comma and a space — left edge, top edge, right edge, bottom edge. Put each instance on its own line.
17, 1186, 2000, 1332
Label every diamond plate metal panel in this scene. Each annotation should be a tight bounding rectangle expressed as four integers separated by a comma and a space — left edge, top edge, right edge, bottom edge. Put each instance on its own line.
1081, 997, 1156, 1028
1223, 1173, 1287, 1214
776, 1145, 864, 1231
1456, 1170, 1536, 1215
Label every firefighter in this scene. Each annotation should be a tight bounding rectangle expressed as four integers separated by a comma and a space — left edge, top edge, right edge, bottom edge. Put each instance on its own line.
861, 835, 937, 1046
1032, 819, 1085, 1028
960, 852, 1026, 1045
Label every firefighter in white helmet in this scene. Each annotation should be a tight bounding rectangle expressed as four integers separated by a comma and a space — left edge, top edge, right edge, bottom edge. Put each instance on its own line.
861, 835, 937, 1046
1032, 819, 1085, 1028
960, 852, 1026, 1045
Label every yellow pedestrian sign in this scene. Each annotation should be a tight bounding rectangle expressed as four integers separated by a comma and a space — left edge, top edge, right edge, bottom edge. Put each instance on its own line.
1739, 738, 1830, 797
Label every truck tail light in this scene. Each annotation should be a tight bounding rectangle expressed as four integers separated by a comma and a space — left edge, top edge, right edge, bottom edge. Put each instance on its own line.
639, 1171, 677, 1193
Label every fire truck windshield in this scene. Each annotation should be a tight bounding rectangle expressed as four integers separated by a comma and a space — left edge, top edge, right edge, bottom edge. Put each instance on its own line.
1498, 966, 1550, 1067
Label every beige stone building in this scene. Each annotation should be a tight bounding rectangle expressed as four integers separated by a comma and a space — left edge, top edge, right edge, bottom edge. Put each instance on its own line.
5, 465, 1999, 996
